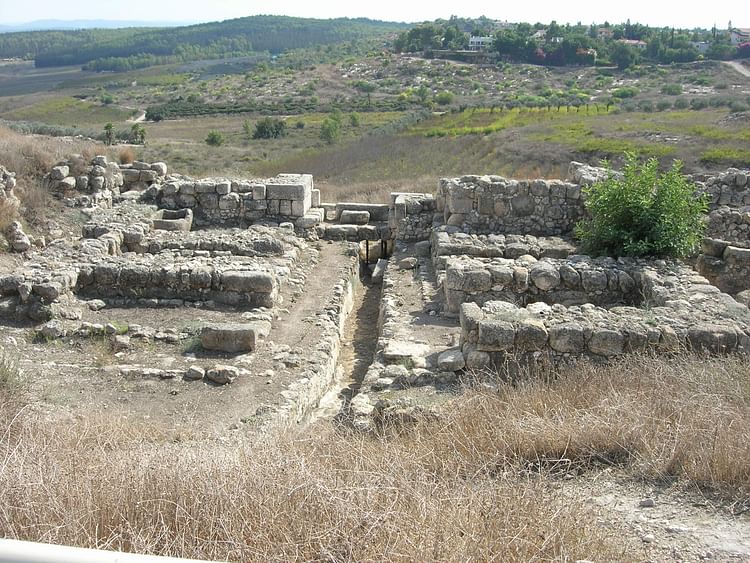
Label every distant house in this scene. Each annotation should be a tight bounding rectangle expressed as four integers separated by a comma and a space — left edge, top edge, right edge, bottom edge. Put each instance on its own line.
597, 28, 614, 40
468, 36, 494, 51
531, 29, 547, 41
617, 39, 648, 50
548, 36, 564, 44
494, 20, 514, 30
691, 41, 710, 54
730, 28, 750, 45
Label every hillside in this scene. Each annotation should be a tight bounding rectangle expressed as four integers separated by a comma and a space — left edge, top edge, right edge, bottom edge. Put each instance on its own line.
0, 16, 408, 71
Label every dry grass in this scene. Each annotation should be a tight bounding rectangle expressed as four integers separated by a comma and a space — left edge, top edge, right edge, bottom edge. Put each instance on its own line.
1, 353, 748, 560
454, 354, 750, 498
0, 125, 106, 228
118, 146, 137, 165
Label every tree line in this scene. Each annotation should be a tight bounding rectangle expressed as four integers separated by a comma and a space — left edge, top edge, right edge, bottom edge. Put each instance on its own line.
394, 17, 744, 68
0, 16, 407, 71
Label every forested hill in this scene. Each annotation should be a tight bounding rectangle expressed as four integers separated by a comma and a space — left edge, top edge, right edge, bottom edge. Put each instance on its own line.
0, 16, 408, 71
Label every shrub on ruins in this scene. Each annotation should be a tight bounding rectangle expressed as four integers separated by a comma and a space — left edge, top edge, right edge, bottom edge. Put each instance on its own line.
252, 117, 288, 140
575, 153, 707, 258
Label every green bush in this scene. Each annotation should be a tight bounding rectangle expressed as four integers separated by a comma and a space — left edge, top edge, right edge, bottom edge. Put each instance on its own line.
320, 117, 341, 144
660, 84, 682, 95
252, 117, 288, 139
435, 91, 455, 106
205, 130, 225, 146
673, 97, 689, 109
575, 154, 707, 258
612, 86, 638, 99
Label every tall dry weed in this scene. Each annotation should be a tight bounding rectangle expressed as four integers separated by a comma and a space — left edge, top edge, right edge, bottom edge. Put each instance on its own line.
0, 354, 747, 560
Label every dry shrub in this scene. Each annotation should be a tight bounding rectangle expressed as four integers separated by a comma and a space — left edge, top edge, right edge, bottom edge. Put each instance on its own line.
0, 197, 19, 232
118, 146, 136, 165
0, 400, 622, 561
442, 354, 750, 498
1, 353, 747, 560
0, 125, 105, 227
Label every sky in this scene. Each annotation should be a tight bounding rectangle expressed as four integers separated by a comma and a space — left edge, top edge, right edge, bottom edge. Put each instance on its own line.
0, 0, 742, 29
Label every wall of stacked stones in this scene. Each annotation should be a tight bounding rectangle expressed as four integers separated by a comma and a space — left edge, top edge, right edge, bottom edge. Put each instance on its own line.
442, 255, 638, 314
436, 175, 584, 236
696, 168, 750, 295
389, 193, 437, 242
155, 174, 320, 226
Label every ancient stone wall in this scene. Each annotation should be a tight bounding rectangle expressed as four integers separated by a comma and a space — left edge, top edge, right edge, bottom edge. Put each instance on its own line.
443, 255, 638, 313
696, 168, 750, 295
459, 259, 750, 368
389, 192, 436, 242
435, 175, 584, 236
155, 173, 319, 227
43, 155, 124, 208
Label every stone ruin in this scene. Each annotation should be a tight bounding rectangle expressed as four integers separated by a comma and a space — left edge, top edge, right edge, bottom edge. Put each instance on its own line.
1, 156, 749, 432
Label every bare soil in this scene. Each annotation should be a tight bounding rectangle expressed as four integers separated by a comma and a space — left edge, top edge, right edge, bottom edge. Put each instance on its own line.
3, 241, 355, 438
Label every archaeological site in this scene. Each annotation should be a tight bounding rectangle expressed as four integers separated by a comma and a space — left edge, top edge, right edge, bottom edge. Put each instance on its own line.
1, 155, 749, 434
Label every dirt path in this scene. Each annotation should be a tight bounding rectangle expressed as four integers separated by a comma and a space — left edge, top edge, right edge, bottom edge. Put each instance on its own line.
561, 471, 750, 561
723, 61, 750, 79
126, 110, 147, 123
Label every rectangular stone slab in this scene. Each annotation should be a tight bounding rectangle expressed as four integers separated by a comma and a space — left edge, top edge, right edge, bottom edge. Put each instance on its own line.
201, 322, 272, 353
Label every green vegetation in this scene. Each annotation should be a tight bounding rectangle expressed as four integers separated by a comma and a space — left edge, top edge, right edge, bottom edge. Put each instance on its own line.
699, 147, 750, 167
0, 16, 407, 71
394, 17, 742, 68
205, 130, 225, 146
252, 117, 288, 140
576, 154, 707, 257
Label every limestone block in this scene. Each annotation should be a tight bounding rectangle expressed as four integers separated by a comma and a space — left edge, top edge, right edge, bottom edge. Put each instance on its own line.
151, 162, 168, 176
162, 182, 179, 196
548, 322, 585, 353
201, 322, 271, 353
588, 329, 625, 356
702, 238, 728, 257
465, 349, 490, 370
185, 365, 205, 381
291, 199, 307, 217
511, 194, 535, 216
529, 262, 561, 291
196, 182, 215, 193
59, 177, 77, 190
89, 176, 105, 191
446, 267, 492, 292
252, 184, 266, 200
90, 165, 106, 177
311, 189, 321, 208
76, 176, 89, 190
581, 269, 608, 293
132, 161, 151, 170
460, 302, 484, 333
206, 365, 240, 385
121, 169, 141, 183
198, 193, 218, 209
279, 200, 292, 216
477, 320, 515, 351
139, 170, 159, 183
688, 324, 738, 352
219, 193, 240, 210
50, 165, 69, 181
340, 210, 370, 225
488, 264, 514, 287
515, 320, 548, 351
513, 267, 529, 291
216, 181, 231, 195
266, 183, 307, 200
398, 257, 418, 270
221, 271, 275, 294
437, 348, 465, 371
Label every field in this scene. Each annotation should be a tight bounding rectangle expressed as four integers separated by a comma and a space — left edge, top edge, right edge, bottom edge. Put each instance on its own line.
2, 55, 750, 191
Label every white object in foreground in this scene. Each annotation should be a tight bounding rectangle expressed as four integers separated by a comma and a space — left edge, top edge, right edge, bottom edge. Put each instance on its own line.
0, 539, 220, 563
